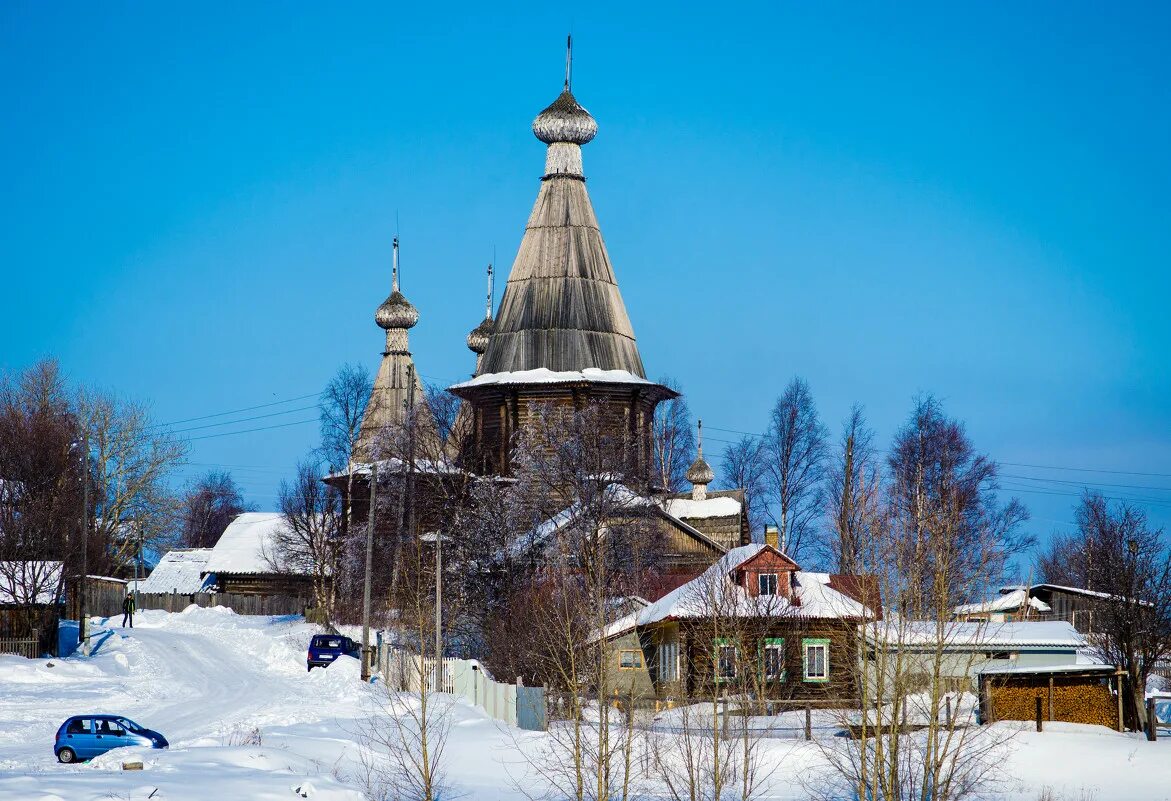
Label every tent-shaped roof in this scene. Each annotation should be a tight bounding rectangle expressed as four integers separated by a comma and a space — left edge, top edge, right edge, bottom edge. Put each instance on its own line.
478, 87, 647, 378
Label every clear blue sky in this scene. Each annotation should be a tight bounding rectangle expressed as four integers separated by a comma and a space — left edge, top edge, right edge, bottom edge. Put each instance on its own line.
3, 2, 1169, 559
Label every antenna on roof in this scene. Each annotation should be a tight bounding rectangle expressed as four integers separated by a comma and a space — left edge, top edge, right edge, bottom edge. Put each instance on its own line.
564, 34, 573, 92
392, 236, 400, 293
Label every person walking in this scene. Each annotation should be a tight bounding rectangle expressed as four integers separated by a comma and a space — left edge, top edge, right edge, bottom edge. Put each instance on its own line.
121, 592, 135, 628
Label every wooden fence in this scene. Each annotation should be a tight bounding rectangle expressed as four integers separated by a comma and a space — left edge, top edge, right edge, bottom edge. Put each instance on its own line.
85, 585, 311, 618
375, 639, 546, 731
0, 637, 39, 659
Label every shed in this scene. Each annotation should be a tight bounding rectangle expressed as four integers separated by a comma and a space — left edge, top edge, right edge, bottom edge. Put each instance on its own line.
0, 561, 64, 657
205, 513, 316, 596
978, 663, 1123, 731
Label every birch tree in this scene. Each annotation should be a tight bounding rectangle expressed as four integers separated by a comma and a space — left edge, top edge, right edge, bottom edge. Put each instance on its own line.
763, 377, 827, 560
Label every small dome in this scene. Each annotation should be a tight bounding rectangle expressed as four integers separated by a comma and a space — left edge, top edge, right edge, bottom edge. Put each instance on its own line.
686, 455, 715, 486
532, 90, 598, 145
467, 315, 494, 354
375, 291, 419, 330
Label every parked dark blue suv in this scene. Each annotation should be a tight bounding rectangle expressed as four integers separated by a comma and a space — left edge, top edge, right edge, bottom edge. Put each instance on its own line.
307, 634, 359, 671
55, 715, 168, 763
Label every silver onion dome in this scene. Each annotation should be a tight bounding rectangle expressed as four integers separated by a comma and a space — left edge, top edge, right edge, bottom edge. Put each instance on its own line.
532, 90, 598, 145
375, 291, 419, 330
466, 314, 494, 354
686, 454, 715, 487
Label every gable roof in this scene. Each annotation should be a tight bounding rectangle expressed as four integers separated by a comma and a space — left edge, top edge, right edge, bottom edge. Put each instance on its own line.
635, 544, 871, 628
138, 549, 215, 594
954, 587, 1051, 616
205, 513, 286, 576
521, 483, 728, 558
865, 619, 1085, 649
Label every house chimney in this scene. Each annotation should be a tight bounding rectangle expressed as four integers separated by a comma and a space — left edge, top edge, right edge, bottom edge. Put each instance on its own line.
764, 525, 779, 549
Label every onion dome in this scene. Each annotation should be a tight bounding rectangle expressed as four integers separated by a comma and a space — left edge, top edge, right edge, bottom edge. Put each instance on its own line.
467, 315, 494, 354
686, 454, 715, 487
532, 90, 597, 145
375, 290, 418, 330
686, 419, 715, 496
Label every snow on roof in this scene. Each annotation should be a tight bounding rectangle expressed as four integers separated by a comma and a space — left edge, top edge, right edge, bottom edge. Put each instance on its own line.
954, 588, 1052, 615
663, 496, 742, 520
635, 544, 870, 627
1000, 583, 1113, 601
0, 561, 63, 605
205, 513, 287, 576
139, 549, 215, 594
865, 620, 1085, 649
979, 662, 1115, 676
326, 456, 467, 481
450, 368, 657, 391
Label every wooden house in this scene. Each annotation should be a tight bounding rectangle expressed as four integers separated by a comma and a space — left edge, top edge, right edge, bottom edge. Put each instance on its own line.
204, 513, 317, 597
600, 543, 877, 703
954, 583, 1115, 633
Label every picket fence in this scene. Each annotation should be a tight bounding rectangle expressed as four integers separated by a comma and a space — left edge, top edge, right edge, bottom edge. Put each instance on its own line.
375, 638, 546, 731
0, 637, 39, 659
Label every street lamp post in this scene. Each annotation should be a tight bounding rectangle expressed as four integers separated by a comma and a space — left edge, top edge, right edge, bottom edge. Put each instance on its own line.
78, 433, 89, 645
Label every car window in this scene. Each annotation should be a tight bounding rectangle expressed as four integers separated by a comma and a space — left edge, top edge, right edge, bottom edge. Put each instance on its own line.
117, 718, 141, 733
67, 718, 90, 734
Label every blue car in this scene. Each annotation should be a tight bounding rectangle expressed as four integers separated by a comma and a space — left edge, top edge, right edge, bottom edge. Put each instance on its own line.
307, 634, 359, 671
55, 715, 168, 763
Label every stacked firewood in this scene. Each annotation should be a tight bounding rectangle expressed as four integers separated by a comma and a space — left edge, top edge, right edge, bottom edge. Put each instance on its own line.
988, 680, 1117, 728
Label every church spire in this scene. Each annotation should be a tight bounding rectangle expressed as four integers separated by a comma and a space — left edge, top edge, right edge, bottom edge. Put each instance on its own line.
357, 236, 438, 461
478, 44, 645, 377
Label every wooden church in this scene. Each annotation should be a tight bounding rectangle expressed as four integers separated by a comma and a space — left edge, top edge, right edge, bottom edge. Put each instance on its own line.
330, 46, 751, 591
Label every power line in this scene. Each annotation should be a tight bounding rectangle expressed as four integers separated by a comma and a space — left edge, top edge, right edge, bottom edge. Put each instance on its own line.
177, 416, 318, 440
152, 392, 323, 429
165, 405, 321, 435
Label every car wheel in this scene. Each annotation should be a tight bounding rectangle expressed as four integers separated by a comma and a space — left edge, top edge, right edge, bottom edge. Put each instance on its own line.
57, 747, 76, 764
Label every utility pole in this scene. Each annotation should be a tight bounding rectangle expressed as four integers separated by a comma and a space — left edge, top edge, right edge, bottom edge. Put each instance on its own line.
361, 462, 377, 681
434, 528, 443, 693
78, 433, 89, 645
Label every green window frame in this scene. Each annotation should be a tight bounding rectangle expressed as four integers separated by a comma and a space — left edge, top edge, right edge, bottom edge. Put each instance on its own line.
761, 637, 786, 681
714, 637, 737, 682
803, 638, 830, 683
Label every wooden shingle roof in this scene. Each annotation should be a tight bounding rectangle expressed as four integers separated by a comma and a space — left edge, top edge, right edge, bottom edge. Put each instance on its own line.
479, 91, 647, 378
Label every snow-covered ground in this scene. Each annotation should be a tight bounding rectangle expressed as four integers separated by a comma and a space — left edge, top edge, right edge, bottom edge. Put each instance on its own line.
1, 607, 1169, 800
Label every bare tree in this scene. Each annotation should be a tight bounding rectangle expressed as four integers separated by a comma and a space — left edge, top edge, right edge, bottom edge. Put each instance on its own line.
177, 470, 249, 548
717, 435, 768, 539
78, 388, 186, 576
319, 363, 373, 472
763, 377, 827, 560
887, 395, 1030, 599
817, 439, 1013, 801
504, 402, 659, 801
652, 376, 695, 493
1070, 492, 1171, 730
424, 382, 461, 449
270, 460, 343, 620
823, 405, 880, 574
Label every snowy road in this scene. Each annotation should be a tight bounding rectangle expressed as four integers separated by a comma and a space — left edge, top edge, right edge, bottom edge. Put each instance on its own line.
0, 608, 376, 799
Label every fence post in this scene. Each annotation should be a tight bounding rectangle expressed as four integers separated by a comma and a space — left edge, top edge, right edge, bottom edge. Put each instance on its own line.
1147, 699, 1158, 742
805, 703, 812, 740
945, 696, 953, 728
1035, 697, 1043, 732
